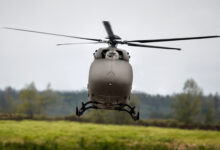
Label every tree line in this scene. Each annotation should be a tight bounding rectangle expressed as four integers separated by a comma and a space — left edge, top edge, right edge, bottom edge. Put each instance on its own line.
0, 79, 220, 124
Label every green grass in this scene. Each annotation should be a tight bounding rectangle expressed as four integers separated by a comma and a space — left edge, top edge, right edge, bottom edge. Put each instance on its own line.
0, 121, 219, 150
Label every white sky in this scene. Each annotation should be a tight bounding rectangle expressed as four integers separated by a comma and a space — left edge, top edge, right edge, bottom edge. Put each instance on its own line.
0, 0, 219, 95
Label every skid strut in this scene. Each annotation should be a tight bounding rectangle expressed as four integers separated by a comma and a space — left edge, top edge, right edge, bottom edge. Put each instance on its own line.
76, 101, 99, 116
76, 101, 139, 121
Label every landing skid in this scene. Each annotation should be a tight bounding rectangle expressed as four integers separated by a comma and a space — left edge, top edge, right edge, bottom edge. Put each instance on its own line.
76, 101, 139, 121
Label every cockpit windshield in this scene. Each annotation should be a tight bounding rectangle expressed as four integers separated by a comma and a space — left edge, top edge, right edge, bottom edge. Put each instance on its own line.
94, 48, 130, 61
105, 51, 120, 59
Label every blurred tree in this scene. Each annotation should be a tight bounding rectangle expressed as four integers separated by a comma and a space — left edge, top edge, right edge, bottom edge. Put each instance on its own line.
171, 79, 202, 123
17, 83, 37, 118
205, 101, 214, 124
213, 93, 220, 120
37, 83, 57, 114
4, 87, 17, 113
0, 87, 17, 113
17, 83, 56, 118
86, 110, 108, 123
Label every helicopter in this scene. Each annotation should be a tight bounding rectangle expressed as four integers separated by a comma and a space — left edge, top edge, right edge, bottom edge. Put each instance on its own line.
4, 21, 220, 120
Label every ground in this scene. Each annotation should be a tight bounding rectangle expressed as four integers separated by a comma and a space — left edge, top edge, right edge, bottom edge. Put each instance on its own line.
0, 120, 219, 150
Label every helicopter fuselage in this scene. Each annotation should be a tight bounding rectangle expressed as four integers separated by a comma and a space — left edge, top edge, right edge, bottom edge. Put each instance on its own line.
88, 47, 133, 109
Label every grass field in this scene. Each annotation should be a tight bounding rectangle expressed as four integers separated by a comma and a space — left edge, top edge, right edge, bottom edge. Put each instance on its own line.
0, 121, 219, 150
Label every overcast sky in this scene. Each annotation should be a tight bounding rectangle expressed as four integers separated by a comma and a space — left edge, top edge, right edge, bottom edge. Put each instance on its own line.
0, 0, 219, 95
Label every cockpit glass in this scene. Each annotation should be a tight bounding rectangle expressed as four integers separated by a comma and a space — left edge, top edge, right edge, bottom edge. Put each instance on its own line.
101, 50, 108, 58
105, 51, 120, 59
100, 49, 124, 60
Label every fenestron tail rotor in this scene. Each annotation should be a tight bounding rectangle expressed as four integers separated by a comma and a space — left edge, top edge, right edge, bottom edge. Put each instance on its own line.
3, 21, 220, 50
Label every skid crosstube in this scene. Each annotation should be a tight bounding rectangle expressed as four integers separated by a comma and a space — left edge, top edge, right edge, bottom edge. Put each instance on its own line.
76, 101, 139, 121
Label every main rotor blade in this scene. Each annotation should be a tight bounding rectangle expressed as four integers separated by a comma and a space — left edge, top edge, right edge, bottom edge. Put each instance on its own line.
3, 27, 102, 42
56, 42, 104, 46
126, 35, 220, 43
126, 43, 181, 50
103, 21, 115, 39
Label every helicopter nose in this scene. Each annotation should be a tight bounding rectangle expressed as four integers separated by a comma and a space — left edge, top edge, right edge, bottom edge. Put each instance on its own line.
106, 71, 115, 84
88, 59, 133, 97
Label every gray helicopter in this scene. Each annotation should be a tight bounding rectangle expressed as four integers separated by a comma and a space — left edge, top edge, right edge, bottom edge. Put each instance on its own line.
4, 21, 219, 120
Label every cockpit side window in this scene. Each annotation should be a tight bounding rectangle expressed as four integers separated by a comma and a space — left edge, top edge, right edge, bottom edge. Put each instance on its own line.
101, 50, 108, 58
94, 49, 106, 59
116, 50, 123, 60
